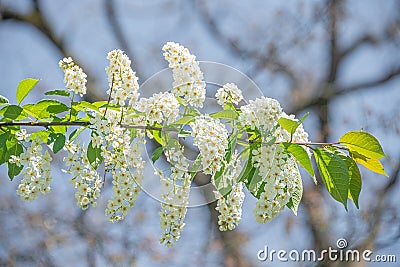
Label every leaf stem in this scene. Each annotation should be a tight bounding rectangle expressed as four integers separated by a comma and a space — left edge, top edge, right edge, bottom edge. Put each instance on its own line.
103, 73, 115, 118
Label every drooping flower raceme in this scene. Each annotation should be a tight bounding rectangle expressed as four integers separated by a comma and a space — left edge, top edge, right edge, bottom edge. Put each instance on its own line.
157, 145, 191, 246
238, 96, 282, 133
89, 109, 146, 222
190, 115, 228, 175
58, 57, 87, 97
162, 42, 206, 107
63, 141, 103, 210
238, 97, 309, 223
215, 182, 245, 231
10, 132, 52, 201
136, 92, 180, 125
105, 49, 140, 107
215, 83, 244, 107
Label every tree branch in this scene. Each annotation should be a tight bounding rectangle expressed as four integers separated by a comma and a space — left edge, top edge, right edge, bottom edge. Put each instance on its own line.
103, 0, 142, 78
0, 121, 177, 132
355, 157, 400, 252
339, 34, 378, 61
336, 67, 400, 94
0, 0, 105, 102
191, 0, 297, 83
290, 66, 400, 114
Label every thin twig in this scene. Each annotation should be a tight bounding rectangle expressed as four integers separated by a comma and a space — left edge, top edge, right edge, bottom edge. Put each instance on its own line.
0, 120, 176, 132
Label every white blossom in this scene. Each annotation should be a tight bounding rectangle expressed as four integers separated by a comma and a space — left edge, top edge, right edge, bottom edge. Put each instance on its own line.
156, 144, 191, 246
136, 92, 180, 125
215, 83, 243, 107
59, 57, 87, 97
99, 110, 146, 222
105, 49, 140, 107
252, 141, 302, 223
238, 96, 282, 133
11, 135, 53, 201
215, 182, 245, 231
63, 141, 102, 210
162, 42, 206, 107
190, 115, 229, 175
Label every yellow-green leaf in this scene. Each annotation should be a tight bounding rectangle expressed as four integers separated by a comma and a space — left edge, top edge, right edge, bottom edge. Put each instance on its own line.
16, 78, 39, 105
340, 130, 385, 159
0, 95, 9, 106
351, 150, 388, 177
210, 109, 238, 120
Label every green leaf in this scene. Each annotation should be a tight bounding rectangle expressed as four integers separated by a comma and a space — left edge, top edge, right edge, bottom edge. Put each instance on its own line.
45, 90, 70, 97
247, 167, 264, 198
340, 130, 385, 159
31, 130, 50, 143
278, 113, 309, 135
1, 105, 26, 120
339, 154, 362, 208
190, 154, 202, 180
226, 131, 238, 162
73, 101, 100, 113
0, 132, 11, 166
69, 127, 87, 141
314, 148, 350, 209
210, 109, 238, 120
171, 115, 196, 125
23, 99, 69, 119
281, 142, 316, 184
49, 117, 67, 134
0, 131, 10, 147
151, 129, 165, 146
0, 147, 6, 166
0, 95, 9, 106
5, 140, 23, 180
278, 117, 298, 134
91, 101, 108, 108
286, 166, 303, 215
350, 150, 388, 176
185, 107, 201, 117
152, 146, 164, 163
16, 78, 39, 105
47, 133, 66, 154
237, 145, 257, 184
87, 140, 103, 169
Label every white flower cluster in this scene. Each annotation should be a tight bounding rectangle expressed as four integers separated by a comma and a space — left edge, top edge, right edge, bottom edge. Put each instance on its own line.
162, 42, 206, 107
157, 146, 191, 246
136, 92, 180, 125
63, 141, 102, 210
190, 115, 228, 175
10, 131, 52, 201
236, 95, 310, 223
93, 110, 146, 222
58, 57, 87, 97
239, 96, 282, 132
105, 49, 140, 107
215, 182, 245, 231
215, 83, 244, 107
252, 144, 302, 223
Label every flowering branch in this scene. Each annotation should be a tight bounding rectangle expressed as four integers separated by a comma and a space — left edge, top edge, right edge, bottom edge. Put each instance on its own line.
0, 121, 173, 132
0, 42, 388, 248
